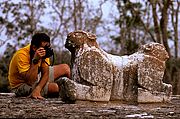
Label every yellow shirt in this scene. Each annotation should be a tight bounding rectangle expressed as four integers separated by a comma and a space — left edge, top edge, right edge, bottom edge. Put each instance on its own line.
8, 44, 50, 89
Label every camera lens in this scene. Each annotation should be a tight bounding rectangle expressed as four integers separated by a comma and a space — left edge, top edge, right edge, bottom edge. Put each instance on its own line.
43, 46, 54, 59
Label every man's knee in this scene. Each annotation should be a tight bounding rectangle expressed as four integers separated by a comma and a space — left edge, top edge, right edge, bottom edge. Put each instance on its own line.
47, 83, 59, 97
61, 64, 70, 73
48, 83, 59, 93
56, 64, 70, 77
53, 64, 71, 80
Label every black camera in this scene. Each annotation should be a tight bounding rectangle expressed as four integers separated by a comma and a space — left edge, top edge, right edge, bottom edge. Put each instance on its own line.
43, 46, 54, 59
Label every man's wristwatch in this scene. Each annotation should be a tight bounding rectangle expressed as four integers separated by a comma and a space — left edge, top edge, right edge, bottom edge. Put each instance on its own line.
32, 58, 39, 64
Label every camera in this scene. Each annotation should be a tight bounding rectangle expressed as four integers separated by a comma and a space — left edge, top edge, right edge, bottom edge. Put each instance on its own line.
43, 45, 54, 59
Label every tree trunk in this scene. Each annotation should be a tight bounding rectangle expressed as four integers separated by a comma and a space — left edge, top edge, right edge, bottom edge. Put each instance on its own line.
150, 0, 162, 43
171, 1, 179, 58
160, 0, 171, 57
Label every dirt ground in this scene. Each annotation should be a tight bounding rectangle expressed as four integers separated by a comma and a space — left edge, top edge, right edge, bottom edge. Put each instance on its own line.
0, 93, 180, 119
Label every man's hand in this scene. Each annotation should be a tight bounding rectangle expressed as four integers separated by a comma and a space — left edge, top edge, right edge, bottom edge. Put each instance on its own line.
29, 85, 45, 100
34, 47, 46, 60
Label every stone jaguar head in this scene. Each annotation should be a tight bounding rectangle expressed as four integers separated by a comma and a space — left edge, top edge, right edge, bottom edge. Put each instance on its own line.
65, 30, 98, 53
139, 43, 169, 61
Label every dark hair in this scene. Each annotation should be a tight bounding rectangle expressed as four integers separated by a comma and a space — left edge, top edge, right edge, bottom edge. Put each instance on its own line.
31, 33, 50, 47
30, 33, 50, 62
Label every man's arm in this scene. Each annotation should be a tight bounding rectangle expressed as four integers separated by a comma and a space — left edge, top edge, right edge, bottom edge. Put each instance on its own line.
19, 63, 39, 86
19, 47, 46, 86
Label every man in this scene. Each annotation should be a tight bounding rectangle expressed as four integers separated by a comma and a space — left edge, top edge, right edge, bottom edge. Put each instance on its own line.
8, 33, 76, 102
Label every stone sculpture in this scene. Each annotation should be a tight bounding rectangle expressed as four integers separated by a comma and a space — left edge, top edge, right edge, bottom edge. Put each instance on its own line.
65, 30, 172, 103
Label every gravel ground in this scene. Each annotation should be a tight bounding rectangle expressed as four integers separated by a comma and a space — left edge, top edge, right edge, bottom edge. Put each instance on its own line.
0, 93, 180, 119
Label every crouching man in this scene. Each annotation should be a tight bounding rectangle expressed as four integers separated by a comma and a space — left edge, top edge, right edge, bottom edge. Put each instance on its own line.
8, 32, 76, 103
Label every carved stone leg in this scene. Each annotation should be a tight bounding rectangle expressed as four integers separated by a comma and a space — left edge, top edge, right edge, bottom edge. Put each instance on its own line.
138, 88, 171, 103
138, 56, 172, 102
74, 82, 113, 101
110, 68, 124, 101
123, 64, 138, 105
138, 56, 164, 92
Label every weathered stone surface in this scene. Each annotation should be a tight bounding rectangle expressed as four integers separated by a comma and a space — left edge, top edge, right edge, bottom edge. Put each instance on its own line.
1, 94, 180, 118
65, 30, 172, 103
